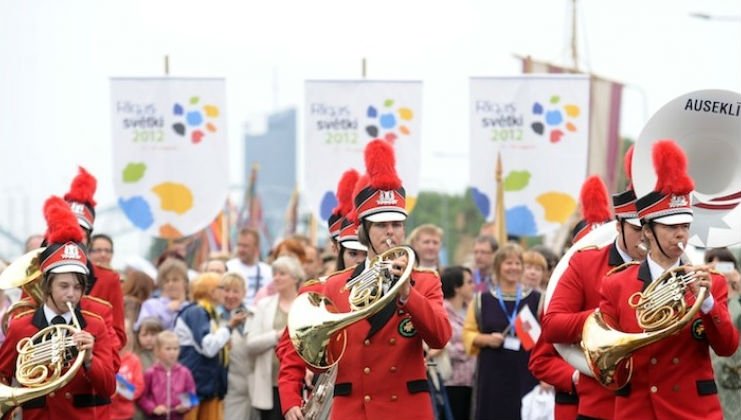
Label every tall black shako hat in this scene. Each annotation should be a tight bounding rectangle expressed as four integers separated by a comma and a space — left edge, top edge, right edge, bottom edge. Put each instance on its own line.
353, 140, 407, 223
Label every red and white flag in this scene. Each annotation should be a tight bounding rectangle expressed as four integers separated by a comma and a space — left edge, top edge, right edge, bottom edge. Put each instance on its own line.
514, 305, 541, 351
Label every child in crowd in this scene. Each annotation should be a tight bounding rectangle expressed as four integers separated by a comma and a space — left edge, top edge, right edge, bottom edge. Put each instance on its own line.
111, 319, 145, 420
135, 317, 164, 372
138, 331, 198, 420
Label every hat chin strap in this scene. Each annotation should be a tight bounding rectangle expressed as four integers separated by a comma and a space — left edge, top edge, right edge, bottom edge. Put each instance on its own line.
647, 222, 672, 260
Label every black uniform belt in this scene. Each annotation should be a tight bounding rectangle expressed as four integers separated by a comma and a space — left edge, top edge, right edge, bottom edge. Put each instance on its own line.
21, 393, 111, 409
334, 379, 430, 396
555, 390, 578, 404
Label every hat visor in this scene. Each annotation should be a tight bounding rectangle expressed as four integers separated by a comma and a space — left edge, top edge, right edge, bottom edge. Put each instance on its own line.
653, 213, 693, 226
365, 211, 407, 223
625, 217, 642, 227
49, 264, 89, 275
341, 240, 368, 252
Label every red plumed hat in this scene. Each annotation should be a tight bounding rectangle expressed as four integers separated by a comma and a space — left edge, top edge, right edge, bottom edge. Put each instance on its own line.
572, 176, 612, 243
64, 166, 97, 230
328, 169, 360, 239
612, 146, 640, 225
354, 140, 407, 223
636, 140, 694, 225
39, 196, 89, 275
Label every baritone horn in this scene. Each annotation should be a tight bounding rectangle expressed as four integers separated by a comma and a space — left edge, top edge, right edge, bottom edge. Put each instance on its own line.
0, 248, 46, 334
287, 245, 415, 369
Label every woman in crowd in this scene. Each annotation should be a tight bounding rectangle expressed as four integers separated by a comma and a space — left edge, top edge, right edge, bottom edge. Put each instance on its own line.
175, 272, 248, 420
463, 243, 540, 420
440, 266, 476, 420
247, 256, 304, 420
136, 258, 190, 330
221, 272, 257, 420
706, 248, 741, 420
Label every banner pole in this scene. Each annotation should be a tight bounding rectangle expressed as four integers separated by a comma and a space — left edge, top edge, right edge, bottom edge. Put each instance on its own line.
494, 151, 508, 246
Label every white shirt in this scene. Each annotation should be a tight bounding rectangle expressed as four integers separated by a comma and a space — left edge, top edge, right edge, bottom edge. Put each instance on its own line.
43, 304, 72, 325
226, 258, 273, 306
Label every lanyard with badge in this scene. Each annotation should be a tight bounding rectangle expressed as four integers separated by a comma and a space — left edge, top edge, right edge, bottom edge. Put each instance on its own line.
495, 284, 522, 351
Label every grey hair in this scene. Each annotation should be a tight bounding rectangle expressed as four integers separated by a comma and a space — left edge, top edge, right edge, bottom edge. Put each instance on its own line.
272, 255, 306, 283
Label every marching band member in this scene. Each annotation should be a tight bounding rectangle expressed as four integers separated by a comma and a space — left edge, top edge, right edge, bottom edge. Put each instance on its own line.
277, 169, 367, 420
64, 167, 126, 350
528, 337, 579, 420
0, 196, 116, 419
541, 150, 645, 420
599, 140, 738, 419
281, 140, 451, 420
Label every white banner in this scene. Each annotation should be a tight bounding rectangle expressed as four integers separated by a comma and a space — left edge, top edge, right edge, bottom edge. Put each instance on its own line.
470, 75, 590, 236
110, 78, 228, 239
304, 81, 422, 221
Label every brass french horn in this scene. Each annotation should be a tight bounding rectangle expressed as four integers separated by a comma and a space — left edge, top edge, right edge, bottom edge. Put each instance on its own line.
582, 266, 706, 390
287, 245, 415, 369
0, 249, 87, 415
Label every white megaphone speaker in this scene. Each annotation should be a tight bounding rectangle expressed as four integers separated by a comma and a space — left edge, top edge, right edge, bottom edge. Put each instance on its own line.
632, 89, 741, 248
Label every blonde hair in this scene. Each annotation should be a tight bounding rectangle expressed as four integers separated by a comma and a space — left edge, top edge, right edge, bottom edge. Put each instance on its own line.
407, 224, 443, 245
222, 272, 246, 292
191, 272, 222, 301
492, 243, 524, 278
523, 251, 548, 271
155, 330, 179, 349
156, 258, 189, 293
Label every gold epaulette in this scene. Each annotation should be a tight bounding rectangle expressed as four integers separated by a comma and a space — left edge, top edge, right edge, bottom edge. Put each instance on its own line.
12, 309, 34, 320
302, 278, 322, 288
605, 261, 640, 277
81, 310, 103, 322
576, 245, 600, 253
413, 267, 440, 277
326, 264, 358, 278
82, 295, 112, 308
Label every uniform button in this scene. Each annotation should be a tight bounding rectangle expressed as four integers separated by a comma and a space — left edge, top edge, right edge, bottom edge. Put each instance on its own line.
65, 392, 72, 400
363, 367, 371, 374
672, 357, 679, 364
650, 386, 658, 393
673, 385, 680, 392
650, 357, 657, 365
391, 395, 398, 402
389, 338, 396, 345
390, 366, 398, 373
364, 395, 371, 402
364, 339, 370, 346
49, 392, 55, 398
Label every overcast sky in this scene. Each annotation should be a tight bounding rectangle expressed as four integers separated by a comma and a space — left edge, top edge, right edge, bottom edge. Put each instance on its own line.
1, 0, 740, 245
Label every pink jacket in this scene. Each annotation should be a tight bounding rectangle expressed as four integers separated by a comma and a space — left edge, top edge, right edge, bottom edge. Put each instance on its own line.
138, 362, 197, 420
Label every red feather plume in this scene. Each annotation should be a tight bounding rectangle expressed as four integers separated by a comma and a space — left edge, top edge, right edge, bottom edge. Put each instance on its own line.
652, 139, 694, 195
332, 169, 360, 217
44, 196, 84, 244
64, 166, 97, 207
364, 140, 401, 190
624, 145, 634, 189
344, 209, 359, 224
579, 175, 611, 223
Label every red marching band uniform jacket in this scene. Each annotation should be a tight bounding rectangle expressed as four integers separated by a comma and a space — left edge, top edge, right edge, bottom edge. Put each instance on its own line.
541, 243, 626, 419
0, 307, 117, 420
88, 264, 126, 351
278, 263, 451, 420
599, 261, 739, 420
528, 337, 579, 420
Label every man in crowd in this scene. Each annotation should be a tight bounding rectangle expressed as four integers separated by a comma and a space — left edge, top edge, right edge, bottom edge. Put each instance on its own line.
227, 227, 273, 307
408, 224, 443, 271
471, 235, 498, 292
